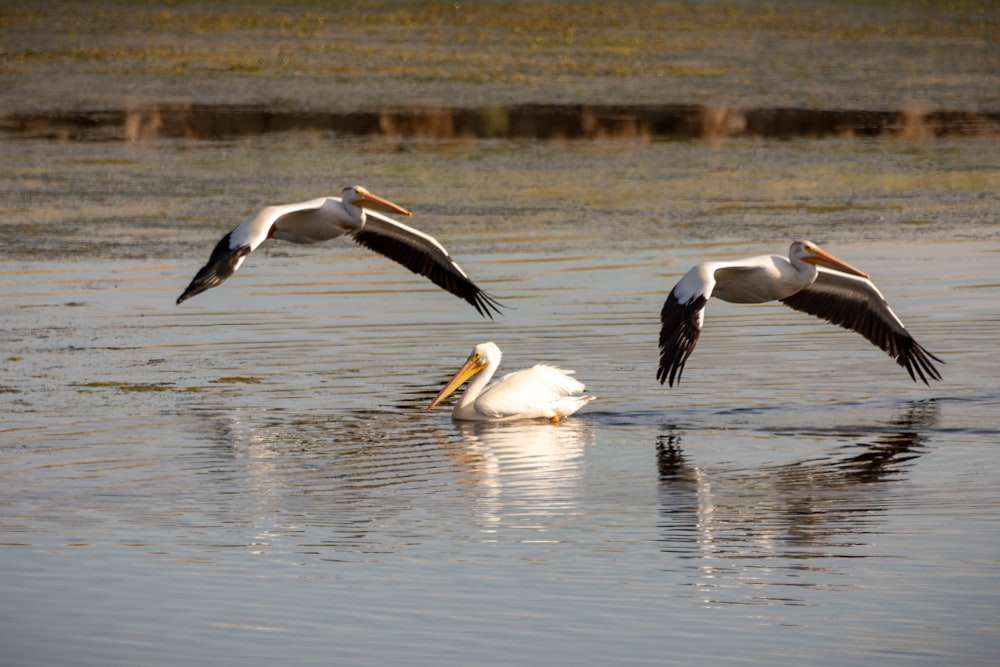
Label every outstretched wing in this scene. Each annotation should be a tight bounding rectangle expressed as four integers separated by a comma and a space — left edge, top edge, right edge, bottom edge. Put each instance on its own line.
780, 268, 942, 384
350, 211, 503, 318
176, 230, 254, 304
177, 198, 346, 305
657, 291, 708, 386
657, 264, 718, 386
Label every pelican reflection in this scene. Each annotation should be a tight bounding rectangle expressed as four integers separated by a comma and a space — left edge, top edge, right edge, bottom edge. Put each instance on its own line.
188, 406, 512, 558
448, 419, 595, 540
656, 401, 938, 605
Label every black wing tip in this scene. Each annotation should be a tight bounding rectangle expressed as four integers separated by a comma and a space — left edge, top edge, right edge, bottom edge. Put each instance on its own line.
657, 332, 689, 387
473, 291, 506, 319
175, 276, 214, 305
175, 272, 216, 305
655, 365, 681, 387
902, 342, 944, 385
656, 354, 685, 387
657, 292, 703, 388
176, 273, 224, 304
175, 237, 249, 306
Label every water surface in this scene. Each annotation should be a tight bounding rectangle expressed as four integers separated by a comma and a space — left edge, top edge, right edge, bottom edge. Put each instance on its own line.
2, 128, 999, 665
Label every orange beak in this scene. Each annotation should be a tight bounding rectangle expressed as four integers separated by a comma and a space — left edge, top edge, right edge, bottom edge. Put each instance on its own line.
808, 246, 870, 279
427, 356, 487, 410
358, 190, 412, 217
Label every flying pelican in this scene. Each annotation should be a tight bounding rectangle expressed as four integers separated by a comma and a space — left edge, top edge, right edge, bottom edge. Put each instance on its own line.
427, 342, 596, 422
176, 185, 502, 317
657, 240, 943, 386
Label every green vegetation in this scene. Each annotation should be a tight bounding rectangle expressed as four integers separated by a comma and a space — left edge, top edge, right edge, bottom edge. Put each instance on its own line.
72, 377, 263, 392
77, 381, 175, 392
2, 0, 994, 86
209, 376, 263, 384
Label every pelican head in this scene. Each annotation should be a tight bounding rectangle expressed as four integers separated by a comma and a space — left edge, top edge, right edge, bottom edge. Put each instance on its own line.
427, 342, 501, 409
341, 185, 413, 217
791, 240, 870, 279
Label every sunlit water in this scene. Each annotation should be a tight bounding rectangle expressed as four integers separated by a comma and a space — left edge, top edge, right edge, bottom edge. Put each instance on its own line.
2, 132, 999, 666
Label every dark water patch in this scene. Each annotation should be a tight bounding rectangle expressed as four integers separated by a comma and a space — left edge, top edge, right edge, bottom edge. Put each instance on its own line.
4, 104, 999, 142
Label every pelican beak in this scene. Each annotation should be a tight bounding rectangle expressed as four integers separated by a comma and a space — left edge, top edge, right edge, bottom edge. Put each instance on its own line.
357, 190, 412, 217
427, 356, 487, 409
808, 247, 870, 279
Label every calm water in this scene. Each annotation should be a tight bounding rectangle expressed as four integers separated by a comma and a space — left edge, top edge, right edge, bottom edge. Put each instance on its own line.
2, 132, 999, 666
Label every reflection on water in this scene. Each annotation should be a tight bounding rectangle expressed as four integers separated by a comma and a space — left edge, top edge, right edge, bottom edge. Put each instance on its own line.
816, 402, 937, 485
656, 401, 938, 606
188, 408, 462, 557
4, 103, 999, 142
181, 405, 594, 557
448, 419, 594, 541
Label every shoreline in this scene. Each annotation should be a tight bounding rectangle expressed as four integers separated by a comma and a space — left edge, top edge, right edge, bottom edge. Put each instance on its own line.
5, 102, 999, 142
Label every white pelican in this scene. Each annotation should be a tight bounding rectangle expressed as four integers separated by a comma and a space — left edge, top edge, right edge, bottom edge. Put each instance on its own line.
427, 342, 596, 422
657, 240, 943, 386
176, 185, 501, 317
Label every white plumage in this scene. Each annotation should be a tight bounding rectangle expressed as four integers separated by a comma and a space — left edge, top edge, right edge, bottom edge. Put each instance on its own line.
176, 185, 501, 317
658, 240, 942, 386
428, 342, 595, 422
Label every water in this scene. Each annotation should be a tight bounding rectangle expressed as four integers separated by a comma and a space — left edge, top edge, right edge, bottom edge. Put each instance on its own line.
2, 130, 999, 666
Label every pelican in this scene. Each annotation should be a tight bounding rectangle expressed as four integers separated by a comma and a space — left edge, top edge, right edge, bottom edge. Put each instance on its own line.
657, 240, 943, 386
176, 185, 502, 317
427, 342, 596, 422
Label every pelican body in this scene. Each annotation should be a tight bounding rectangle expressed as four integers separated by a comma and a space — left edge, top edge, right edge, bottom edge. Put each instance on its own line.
177, 185, 501, 318
427, 342, 595, 422
657, 240, 942, 386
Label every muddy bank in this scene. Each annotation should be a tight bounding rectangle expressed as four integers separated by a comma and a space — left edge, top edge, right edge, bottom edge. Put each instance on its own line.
4, 103, 999, 142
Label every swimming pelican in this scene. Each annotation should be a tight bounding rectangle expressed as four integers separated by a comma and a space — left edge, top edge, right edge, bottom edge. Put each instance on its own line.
427, 342, 596, 422
176, 185, 502, 317
657, 240, 943, 386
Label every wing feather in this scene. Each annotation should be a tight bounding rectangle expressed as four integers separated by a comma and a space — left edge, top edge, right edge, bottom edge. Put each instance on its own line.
350, 211, 502, 318
658, 265, 715, 386
177, 202, 302, 304
176, 229, 253, 304
780, 268, 942, 383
